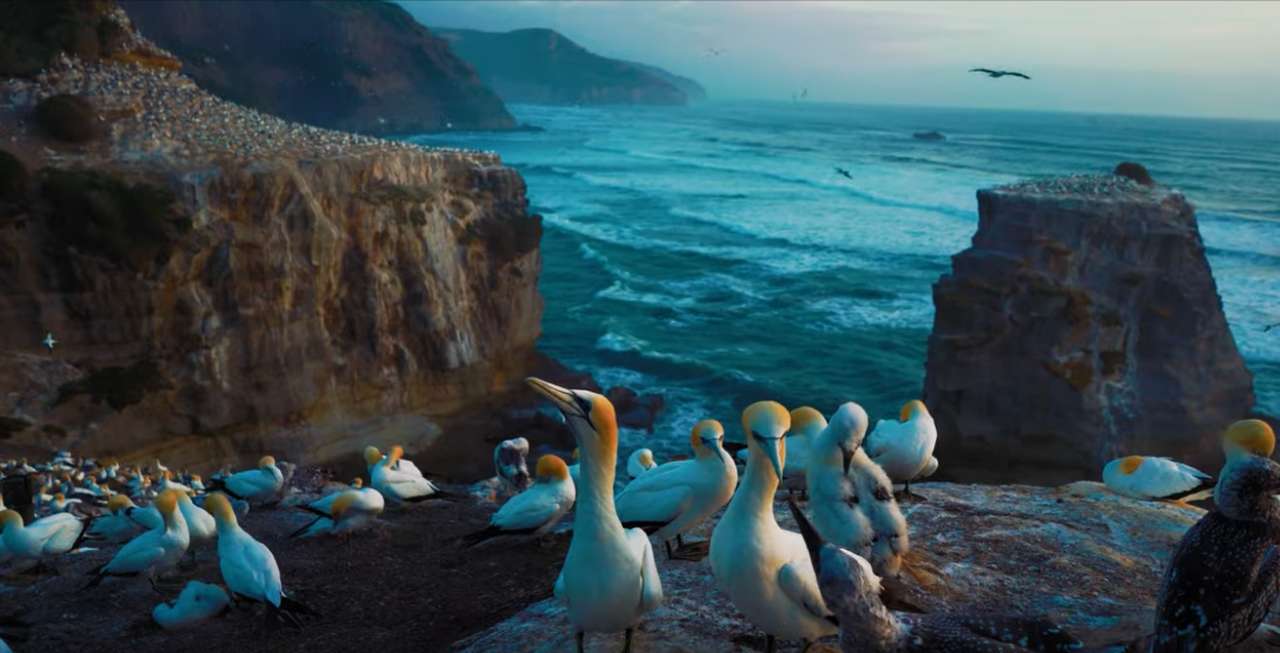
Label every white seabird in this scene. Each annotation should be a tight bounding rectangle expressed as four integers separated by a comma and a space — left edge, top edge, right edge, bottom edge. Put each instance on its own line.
462, 453, 576, 546
367, 445, 448, 504
153, 580, 232, 630
0, 510, 87, 572
211, 455, 284, 504
85, 489, 190, 589
526, 377, 662, 653
864, 399, 938, 499
616, 419, 737, 560
710, 400, 836, 652
1102, 455, 1214, 502
625, 448, 658, 480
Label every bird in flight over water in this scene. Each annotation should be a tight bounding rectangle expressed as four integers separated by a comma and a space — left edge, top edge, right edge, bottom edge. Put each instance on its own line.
970, 68, 1031, 80
835, 167, 853, 180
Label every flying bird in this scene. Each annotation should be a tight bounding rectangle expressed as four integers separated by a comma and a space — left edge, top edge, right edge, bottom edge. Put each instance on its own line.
41, 333, 56, 352
969, 68, 1031, 80
705, 47, 725, 56
834, 167, 852, 180
1265, 322, 1278, 332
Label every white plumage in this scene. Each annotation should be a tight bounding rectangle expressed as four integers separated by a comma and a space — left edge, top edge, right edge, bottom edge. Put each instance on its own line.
367, 445, 444, 503
1103, 455, 1214, 501
87, 490, 189, 587
864, 400, 938, 492
0, 510, 85, 563
205, 493, 287, 608
153, 580, 231, 630
217, 456, 284, 503
625, 448, 659, 479
466, 454, 576, 545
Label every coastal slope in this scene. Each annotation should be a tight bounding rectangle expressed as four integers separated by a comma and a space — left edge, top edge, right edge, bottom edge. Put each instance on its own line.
438, 27, 705, 106
923, 175, 1255, 484
0, 6, 542, 471
120, 0, 516, 134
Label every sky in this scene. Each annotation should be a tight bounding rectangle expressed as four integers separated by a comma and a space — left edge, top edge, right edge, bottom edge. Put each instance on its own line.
399, 1, 1280, 121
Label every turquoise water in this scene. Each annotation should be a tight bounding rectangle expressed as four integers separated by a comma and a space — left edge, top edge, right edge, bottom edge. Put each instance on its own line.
412, 102, 1280, 459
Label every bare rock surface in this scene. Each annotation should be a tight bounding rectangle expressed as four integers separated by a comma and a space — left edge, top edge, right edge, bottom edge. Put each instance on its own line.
458, 481, 1275, 652
924, 175, 1255, 484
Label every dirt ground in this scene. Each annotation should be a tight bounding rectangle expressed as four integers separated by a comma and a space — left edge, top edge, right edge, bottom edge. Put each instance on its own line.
0, 480, 570, 653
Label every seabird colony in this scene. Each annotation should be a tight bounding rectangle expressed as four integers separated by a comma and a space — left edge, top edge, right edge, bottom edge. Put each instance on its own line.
1, 384, 1275, 651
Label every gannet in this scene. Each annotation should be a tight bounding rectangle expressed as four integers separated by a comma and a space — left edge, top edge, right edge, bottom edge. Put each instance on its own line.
736, 406, 824, 496
85, 490, 190, 589
85, 494, 146, 543
368, 445, 448, 504
289, 482, 385, 539
710, 401, 836, 651
625, 448, 658, 480
494, 436, 532, 493
153, 580, 231, 630
0, 510, 88, 572
1102, 456, 1214, 502
205, 492, 319, 626
1222, 418, 1276, 461
616, 419, 737, 560
807, 405, 873, 560
568, 447, 582, 489
789, 498, 1084, 653
526, 377, 662, 653
177, 492, 216, 560
1154, 455, 1280, 651
864, 400, 937, 500
462, 454, 576, 546
211, 456, 283, 504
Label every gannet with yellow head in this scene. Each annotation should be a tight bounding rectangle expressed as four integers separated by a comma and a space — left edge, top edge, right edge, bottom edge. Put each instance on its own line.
85, 494, 146, 543
85, 489, 190, 589
1102, 455, 1214, 502
616, 419, 737, 560
462, 454, 577, 546
864, 400, 938, 500
710, 401, 836, 652
1223, 419, 1276, 461
205, 492, 318, 625
526, 377, 662, 653
735, 406, 825, 496
290, 478, 385, 539
368, 445, 446, 504
0, 509, 87, 571
625, 448, 659, 480
212, 455, 283, 504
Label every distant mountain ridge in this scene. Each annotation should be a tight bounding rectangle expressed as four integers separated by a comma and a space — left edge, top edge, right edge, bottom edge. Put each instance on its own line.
437, 27, 706, 106
121, 0, 516, 134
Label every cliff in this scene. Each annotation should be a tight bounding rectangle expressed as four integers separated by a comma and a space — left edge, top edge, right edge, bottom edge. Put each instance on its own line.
923, 175, 1255, 484
0, 24, 542, 472
459, 482, 1273, 652
437, 28, 705, 106
119, 0, 517, 135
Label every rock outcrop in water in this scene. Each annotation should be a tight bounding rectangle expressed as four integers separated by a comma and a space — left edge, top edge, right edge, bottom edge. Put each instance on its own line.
120, 0, 516, 135
437, 28, 705, 106
459, 482, 1277, 652
924, 175, 1255, 484
0, 8, 542, 472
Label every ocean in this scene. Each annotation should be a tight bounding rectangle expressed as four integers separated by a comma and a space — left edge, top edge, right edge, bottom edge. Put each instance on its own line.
411, 101, 1280, 460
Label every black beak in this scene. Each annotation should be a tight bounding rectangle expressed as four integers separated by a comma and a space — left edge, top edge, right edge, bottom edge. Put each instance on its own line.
787, 497, 825, 580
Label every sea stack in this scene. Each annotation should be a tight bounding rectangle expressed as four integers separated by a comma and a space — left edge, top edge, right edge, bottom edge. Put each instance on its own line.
923, 174, 1255, 484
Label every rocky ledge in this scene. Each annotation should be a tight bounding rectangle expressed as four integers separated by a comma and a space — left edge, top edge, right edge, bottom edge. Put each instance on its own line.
459, 482, 1276, 652
0, 38, 542, 473
924, 174, 1255, 484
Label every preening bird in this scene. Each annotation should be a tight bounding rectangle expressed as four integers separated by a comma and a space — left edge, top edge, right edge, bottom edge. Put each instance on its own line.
367, 445, 449, 504
0, 510, 88, 572
616, 419, 737, 560
205, 493, 318, 627
289, 481, 385, 539
789, 498, 1084, 652
711, 401, 836, 652
1154, 455, 1280, 652
625, 448, 658, 480
210, 456, 283, 504
494, 437, 532, 492
462, 454, 576, 547
969, 67, 1031, 80
153, 581, 231, 630
864, 400, 938, 500
1102, 456, 1214, 502
85, 494, 146, 544
526, 377, 662, 653
84, 490, 189, 590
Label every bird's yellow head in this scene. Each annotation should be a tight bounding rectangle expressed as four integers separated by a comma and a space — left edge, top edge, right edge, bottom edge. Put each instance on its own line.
54, 492, 65, 502
331, 492, 358, 519
525, 377, 617, 465
1118, 455, 1145, 475
0, 510, 22, 532
204, 492, 238, 525
789, 407, 827, 440
743, 401, 791, 480
155, 490, 180, 517
689, 419, 725, 456
389, 446, 405, 467
363, 446, 383, 467
107, 494, 134, 512
258, 455, 276, 469
638, 450, 655, 468
535, 454, 571, 482
900, 400, 929, 422
352, 477, 364, 488
1224, 419, 1276, 459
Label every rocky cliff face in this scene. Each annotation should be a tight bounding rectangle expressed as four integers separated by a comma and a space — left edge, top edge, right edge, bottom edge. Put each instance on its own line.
459, 482, 1274, 652
437, 28, 704, 106
924, 175, 1255, 484
0, 38, 541, 471
120, 0, 516, 135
